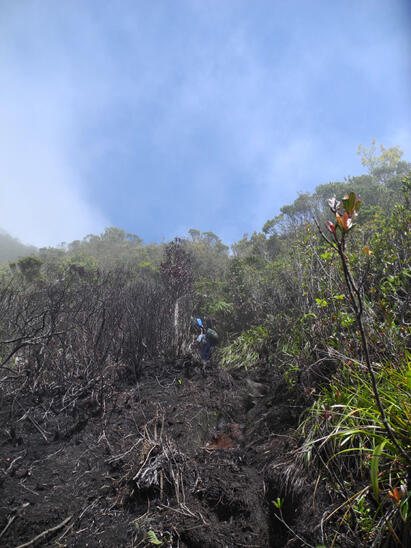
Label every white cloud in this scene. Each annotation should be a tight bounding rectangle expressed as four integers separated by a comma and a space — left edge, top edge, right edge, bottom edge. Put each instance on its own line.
0, 73, 109, 247
0, 5, 111, 247
0, 136, 109, 248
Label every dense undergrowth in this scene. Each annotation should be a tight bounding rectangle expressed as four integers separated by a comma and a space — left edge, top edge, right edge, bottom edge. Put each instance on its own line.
0, 143, 410, 546
296, 190, 410, 546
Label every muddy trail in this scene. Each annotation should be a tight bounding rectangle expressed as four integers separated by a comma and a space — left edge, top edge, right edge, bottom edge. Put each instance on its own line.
0, 359, 328, 547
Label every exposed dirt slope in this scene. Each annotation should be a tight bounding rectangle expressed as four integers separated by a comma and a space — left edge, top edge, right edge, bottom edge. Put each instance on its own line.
1, 359, 320, 547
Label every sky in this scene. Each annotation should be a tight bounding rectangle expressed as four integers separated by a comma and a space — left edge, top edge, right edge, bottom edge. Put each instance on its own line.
1, 0, 410, 248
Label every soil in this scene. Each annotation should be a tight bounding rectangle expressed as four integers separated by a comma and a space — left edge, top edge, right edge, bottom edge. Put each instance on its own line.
0, 358, 329, 548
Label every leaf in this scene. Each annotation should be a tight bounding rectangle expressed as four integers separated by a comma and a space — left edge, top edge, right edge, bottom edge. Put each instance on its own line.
302, 312, 317, 321
326, 221, 336, 233
272, 497, 284, 509
207, 433, 235, 449
388, 487, 402, 504
371, 440, 387, 501
404, 354, 411, 390
347, 192, 356, 213
342, 192, 356, 213
147, 530, 162, 545
400, 500, 409, 520
342, 212, 349, 230
342, 195, 349, 210
407, 368, 411, 391
327, 197, 340, 212
340, 212, 353, 231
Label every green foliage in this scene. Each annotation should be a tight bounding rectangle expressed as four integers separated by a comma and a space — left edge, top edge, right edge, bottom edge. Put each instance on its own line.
280, 192, 317, 226
272, 497, 284, 509
358, 139, 403, 174
208, 299, 234, 316
17, 255, 43, 282
145, 530, 171, 546
220, 325, 270, 370
299, 355, 410, 543
146, 530, 162, 545
296, 185, 410, 545
189, 229, 229, 280
352, 494, 373, 533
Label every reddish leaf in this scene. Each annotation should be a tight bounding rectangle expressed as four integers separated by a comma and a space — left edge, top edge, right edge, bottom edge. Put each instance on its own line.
207, 433, 235, 450
341, 212, 353, 231
388, 487, 402, 504
326, 221, 335, 233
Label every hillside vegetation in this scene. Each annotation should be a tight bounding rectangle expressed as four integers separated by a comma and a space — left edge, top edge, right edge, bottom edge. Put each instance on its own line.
0, 229, 37, 263
0, 143, 410, 547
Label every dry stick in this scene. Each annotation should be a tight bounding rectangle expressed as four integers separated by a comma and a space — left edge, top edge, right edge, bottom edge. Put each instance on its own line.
20, 411, 49, 443
1, 331, 67, 367
0, 502, 31, 541
274, 508, 315, 548
59, 500, 99, 542
315, 220, 411, 466
132, 444, 157, 480
0, 515, 17, 540
312, 473, 322, 514
14, 515, 72, 548
15, 400, 50, 443
6, 455, 23, 474
158, 503, 208, 525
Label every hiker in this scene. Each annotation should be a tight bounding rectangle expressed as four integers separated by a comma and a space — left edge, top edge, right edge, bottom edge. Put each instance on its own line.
195, 318, 219, 363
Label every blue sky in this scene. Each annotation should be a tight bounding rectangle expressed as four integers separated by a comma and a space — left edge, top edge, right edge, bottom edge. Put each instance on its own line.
1, 0, 410, 247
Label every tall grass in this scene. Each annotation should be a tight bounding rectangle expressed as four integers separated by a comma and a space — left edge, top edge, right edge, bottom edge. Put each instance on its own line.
298, 338, 410, 545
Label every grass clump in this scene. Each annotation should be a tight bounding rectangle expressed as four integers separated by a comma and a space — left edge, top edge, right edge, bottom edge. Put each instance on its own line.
299, 352, 410, 545
219, 325, 271, 370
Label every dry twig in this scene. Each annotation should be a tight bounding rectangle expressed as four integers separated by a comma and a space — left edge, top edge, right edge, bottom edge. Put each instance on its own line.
14, 515, 72, 548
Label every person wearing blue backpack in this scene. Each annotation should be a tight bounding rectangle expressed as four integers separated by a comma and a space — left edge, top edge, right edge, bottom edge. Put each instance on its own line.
195, 318, 219, 364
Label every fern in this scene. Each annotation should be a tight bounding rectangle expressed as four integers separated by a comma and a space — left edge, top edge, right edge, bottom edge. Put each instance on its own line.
146, 530, 162, 545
